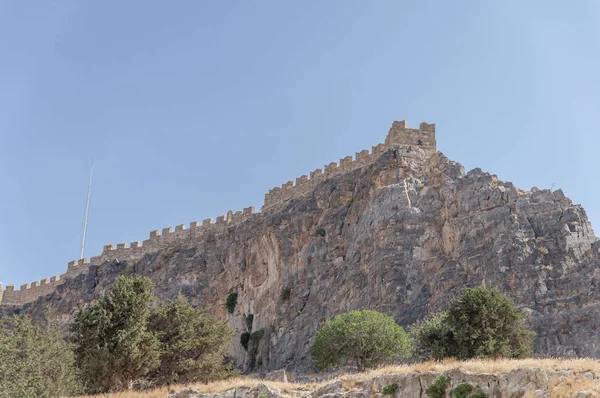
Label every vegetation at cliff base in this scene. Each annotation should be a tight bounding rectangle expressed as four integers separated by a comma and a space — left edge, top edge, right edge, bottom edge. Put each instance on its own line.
425, 376, 450, 398
69, 275, 235, 394
311, 309, 412, 372
70, 275, 161, 392
382, 383, 399, 395
148, 295, 235, 385
0, 316, 81, 398
411, 287, 535, 360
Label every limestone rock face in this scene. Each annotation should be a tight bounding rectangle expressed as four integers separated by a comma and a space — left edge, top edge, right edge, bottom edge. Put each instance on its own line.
7, 145, 600, 372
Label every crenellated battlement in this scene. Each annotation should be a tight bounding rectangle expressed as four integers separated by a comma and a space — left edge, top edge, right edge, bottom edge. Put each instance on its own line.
0, 275, 63, 306
1, 120, 435, 307
1, 205, 258, 307
262, 121, 436, 210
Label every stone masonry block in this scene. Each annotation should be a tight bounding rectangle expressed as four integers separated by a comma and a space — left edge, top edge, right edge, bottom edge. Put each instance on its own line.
340, 156, 353, 168
130, 241, 141, 248
103, 244, 115, 252
150, 230, 160, 238
393, 120, 408, 129
356, 149, 370, 160
296, 175, 309, 185
325, 162, 338, 175
117, 243, 128, 250
420, 122, 435, 132
189, 221, 199, 228
162, 227, 173, 235
310, 169, 322, 179
175, 224, 185, 231
232, 211, 243, 222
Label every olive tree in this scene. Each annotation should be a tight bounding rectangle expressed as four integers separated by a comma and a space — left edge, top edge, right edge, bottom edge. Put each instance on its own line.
411, 287, 535, 360
311, 310, 412, 372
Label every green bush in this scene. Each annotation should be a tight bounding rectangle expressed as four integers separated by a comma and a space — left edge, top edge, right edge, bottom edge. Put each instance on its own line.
147, 295, 235, 385
451, 382, 473, 398
411, 287, 535, 360
251, 329, 265, 341
280, 286, 291, 301
0, 316, 82, 398
315, 228, 326, 237
226, 292, 238, 314
245, 314, 254, 331
410, 312, 454, 360
240, 332, 251, 350
70, 275, 160, 393
448, 287, 534, 359
247, 329, 265, 370
311, 310, 412, 372
382, 384, 398, 395
71, 276, 235, 393
450, 382, 487, 398
426, 376, 450, 398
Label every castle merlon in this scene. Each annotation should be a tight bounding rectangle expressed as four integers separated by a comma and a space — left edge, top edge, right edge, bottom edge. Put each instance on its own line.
1, 120, 434, 307
1, 205, 258, 306
262, 120, 436, 210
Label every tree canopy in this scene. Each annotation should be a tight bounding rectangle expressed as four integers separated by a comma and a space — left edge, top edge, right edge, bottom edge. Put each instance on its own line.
311, 310, 412, 371
148, 294, 235, 385
0, 316, 81, 398
411, 287, 535, 360
70, 275, 161, 393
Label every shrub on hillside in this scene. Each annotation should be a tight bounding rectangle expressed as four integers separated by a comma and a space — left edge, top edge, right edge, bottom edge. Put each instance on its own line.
311, 310, 412, 372
410, 312, 454, 360
71, 276, 236, 393
148, 295, 235, 385
411, 287, 535, 360
280, 286, 292, 301
226, 292, 238, 314
0, 316, 81, 398
426, 376, 450, 398
70, 275, 160, 393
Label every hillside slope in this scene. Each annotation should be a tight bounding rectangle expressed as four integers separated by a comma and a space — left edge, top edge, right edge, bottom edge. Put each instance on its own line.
4, 122, 600, 373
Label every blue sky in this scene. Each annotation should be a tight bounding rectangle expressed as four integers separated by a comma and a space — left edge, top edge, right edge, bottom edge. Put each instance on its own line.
1, 1, 598, 287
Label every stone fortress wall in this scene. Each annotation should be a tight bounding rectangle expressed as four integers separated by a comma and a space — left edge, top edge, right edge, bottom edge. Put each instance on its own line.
263, 121, 435, 210
0, 120, 436, 307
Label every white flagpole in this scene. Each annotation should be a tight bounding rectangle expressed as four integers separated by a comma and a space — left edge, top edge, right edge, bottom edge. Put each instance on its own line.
80, 160, 94, 259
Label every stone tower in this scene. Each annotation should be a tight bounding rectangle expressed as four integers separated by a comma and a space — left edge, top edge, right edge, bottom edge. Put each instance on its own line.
384, 120, 436, 154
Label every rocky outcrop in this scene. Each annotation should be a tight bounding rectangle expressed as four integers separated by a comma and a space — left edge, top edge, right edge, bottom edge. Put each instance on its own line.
169, 368, 600, 398
4, 135, 599, 373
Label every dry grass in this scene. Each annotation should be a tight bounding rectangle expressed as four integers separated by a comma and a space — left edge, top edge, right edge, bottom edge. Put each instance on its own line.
360, 357, 600, 378
77, 379, 318, 398
78, 358, 600, 398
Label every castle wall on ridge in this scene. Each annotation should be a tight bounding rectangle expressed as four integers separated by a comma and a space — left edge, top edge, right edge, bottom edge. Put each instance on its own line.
0, 120, 435, 307
262, 121, 436, 210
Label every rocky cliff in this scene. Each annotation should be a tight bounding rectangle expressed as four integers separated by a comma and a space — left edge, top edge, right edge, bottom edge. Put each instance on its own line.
3, 121, 599, 373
